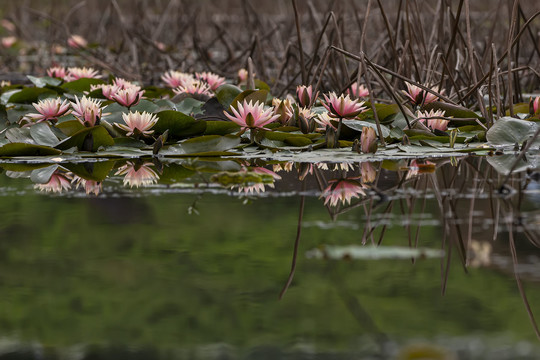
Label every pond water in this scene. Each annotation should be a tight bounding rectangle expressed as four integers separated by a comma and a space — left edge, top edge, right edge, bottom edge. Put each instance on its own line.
0, 155, 539, 359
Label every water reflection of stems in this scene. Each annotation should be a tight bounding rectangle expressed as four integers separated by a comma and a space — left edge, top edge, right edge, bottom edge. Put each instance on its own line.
279, 180, 306, 300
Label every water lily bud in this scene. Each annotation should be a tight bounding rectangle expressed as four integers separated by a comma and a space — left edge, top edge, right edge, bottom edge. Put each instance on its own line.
360, 126, 377, 153
298, 112, 315, 134
326, 125, 338, 148
530, 96, 539, 115
297, 85, 316, 107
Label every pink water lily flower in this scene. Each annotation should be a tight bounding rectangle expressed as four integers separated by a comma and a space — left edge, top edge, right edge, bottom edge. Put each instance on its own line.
94, 84, 121, 100
116, 111, 159, 137
112, 87, 144, 107
321, 179, 366, 207
360, 126, 377, 153
1, 36, 17, 48
26, 98, 70, 123
47, 66, 67, 79
173, 80, 213, 97
115, 161, 159, 188
404, 82, 439, 106
71, 96, 103, 127
347, 82, 369, 98
67, 34, 87, 49
161, 70, 194, 88
224, 100, 280, 130
237, 68, 252, 85
196, 72, 226, 91
314, 112, 337, 132
416, 109, 449, 131
322, 92, 367, 119
66, 67, 100, 81
34, 172, 72, 193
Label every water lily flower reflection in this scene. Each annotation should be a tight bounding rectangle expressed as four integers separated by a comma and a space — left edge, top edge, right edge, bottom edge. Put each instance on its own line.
237, 167, 281, 195
25, 98, 70, 124
72, 176, 101, 196
224, 100, 279, 130
322, 92, 366, 119
117, 111, 159, 137
321, 179, 366, 207
115, 161, 159, 188
34, 172, 72, 193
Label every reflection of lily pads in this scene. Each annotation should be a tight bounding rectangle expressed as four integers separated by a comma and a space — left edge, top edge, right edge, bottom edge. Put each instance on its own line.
63, 161, 116, 181
486, 154, 537, 175
306, 245, 444, 260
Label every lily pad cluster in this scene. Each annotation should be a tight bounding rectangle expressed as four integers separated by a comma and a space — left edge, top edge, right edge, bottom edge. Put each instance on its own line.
0, 66, 539, 162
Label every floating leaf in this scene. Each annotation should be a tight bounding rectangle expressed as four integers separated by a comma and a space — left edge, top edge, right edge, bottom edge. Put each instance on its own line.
27, 75, 62, 88
423, 102, 482, 121
7, 88, 57, 104
486, 117, 540, 146
30, 122, 61, 147
61, 78, 105, 92
229, 89, 268, 110
343, 119, 391, 137
55, 120, 86, 136
179, 135, 241, 154
216, 84, 243, 109
204, 121, 240, 135
176, 97, 205, 115
154, 110, 206, 138
6, 127, 34, 144
0, 142, 61, 156
55, 125, 114, 152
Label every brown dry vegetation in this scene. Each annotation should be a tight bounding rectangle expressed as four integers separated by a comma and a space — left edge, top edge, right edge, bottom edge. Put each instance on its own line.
1, 0, 539, 113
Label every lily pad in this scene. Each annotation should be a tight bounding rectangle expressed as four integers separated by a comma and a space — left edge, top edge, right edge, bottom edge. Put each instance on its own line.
7, 88, 58, 104
30, 122, 61, 147
0, 142, 62, 156
55, 125, 115, 152
343, 119, 391, 137
216, 84, 243, 109
486, 117, 540, 146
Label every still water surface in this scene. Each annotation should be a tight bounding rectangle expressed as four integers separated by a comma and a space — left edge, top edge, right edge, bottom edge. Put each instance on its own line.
0, 156, 539, 359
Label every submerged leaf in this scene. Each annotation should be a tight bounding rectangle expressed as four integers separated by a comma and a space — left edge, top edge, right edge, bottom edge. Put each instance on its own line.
486, 117, 540, 146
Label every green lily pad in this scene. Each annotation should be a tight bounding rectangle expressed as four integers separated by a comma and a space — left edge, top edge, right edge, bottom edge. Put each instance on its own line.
56, 120, 86, 136
159, 164, 197, 184
30, 122, 61, 147
216, 84, 243, 109
229, 89, 268, 110
0, 142, 62, 156
7, 87, 58, 104
27, 75, 62, 88
61, 78, 105, 92
486, 117, 540, 146
204, 121, 240, 135
55, 125, 115, 152
343, 119, 391, 137
154, 110, 207, 138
